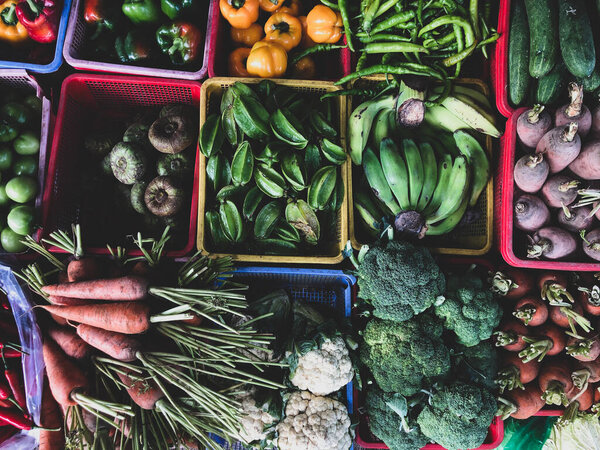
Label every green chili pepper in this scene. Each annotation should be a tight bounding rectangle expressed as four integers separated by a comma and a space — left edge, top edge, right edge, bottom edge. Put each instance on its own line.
358, 33, 411, 43
443, 41, 476, 66
469, 0, 480, 40
319, 0, 340, 9
364, 42, 429, 54
336, 63, 444, 85
362, 0, 380, 32
289, 43, 346, 65
338, 0, 354, 51
370, 10, 415, 34
356, 52, 368, 70
477, 31, 499, 49
452, 23, 463, 77
418, 16, 474, 46
374, 0, 399, 18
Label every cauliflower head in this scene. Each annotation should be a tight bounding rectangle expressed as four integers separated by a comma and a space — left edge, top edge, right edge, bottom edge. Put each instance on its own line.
238, 388, 281, 445
288, 334, 354, 396
276, 391, 352, 450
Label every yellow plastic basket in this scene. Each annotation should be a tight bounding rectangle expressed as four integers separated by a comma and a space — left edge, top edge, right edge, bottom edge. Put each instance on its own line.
197, 77, 349, 264
347, 77, 494, 256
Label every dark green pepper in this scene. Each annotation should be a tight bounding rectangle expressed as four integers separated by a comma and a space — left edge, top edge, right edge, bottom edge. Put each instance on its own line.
156, 152, 193, 177
12, 156, 37, 177
115, 29, 155, 63
156, 21, 202, 65
121, 0, 161, 24
160, 0, 197, 19
0, 120, 18, 143
1, 102, 31, 127
13, 131, 40, 155
0, 147, 12, 171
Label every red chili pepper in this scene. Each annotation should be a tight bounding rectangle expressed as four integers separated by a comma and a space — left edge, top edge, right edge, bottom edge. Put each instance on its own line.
0, 409, 32, 430
14, 0, 59, 43
4, 368, 25, 410
0, 380, 12, 402
0, 400, 12, 409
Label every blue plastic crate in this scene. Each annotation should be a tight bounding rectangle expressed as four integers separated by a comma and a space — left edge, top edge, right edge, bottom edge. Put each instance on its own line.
209, 267, 356, 450
0, 0, 72, 73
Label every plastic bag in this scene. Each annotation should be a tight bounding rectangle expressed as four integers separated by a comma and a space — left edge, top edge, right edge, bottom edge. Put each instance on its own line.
499, 417, 557, 450
0, 263, 44, 449
543, 415, 600, 450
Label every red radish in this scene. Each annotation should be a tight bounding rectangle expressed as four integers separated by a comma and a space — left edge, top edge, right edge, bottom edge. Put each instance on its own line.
540, 175, 580, 208
578, 288, 600, 316
569, 140, 600, 180
39, 376, 65, 450
582, 229, 600, 261
48, 325, 91, 360
517, 105, 553, 149
496, 351, 540, 393
42, 338, 88, 407
491, 267, 534, 299
496, 384, 546, 419
572, 360, 600, 390
558, 205, 594, 232
535, 123, 582, 173
42, 276, 150, 301
549, 303, 592, 335
514, 194, 550, 232
117, 371, 164, 410
76, 324, 141, 361
519, 323, 567, 362
527, 227, 578, 260
41, 302, 151, 335
514, 154, 550, 193
494, 320, 529, 351
555, 83, 592, 138
513, 296, 548, 326
538, 359, 577, 406
558, 385, 595, 426
566, 335, 600, 362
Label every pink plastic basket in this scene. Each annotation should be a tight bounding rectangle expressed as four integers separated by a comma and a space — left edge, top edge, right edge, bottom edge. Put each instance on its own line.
495, 107, 600, 270
491, 0, 516, 118
0, 71, 51, 257
207, 0, 351, 79
41, 74, 200, 257
63, 0, 214, 79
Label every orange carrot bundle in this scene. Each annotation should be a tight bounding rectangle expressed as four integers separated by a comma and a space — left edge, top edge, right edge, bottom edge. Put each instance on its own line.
42, 339, 88, 407
117, 371, 164, 410
76, 324, 141, 361
42, 276, 149, 301
39, 376, 65, 450
48, 326, 91, 360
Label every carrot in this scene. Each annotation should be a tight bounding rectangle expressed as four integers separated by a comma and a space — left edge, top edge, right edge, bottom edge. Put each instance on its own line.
572, 360, 600, 391
49, 314, 67, 327
578, 289, 600, 316
538, 272, 570, 293
496, 351, 540, 393
497, 383, 546, 420
41, 302, 151, 335
491, 268, 534, 299
117, 371, 164, 410
48, 325, 91, 360
538, 358, 577, 406
513, 296, 549, 326
67, 258, 103, 283
76, 324, 141, 361
494, 320, 529, 352
39, 376, 65, 450
567, 334, 600, 362
47, 296, 91, 307
183, 314, 202, 326
42, 338, 88, 407
42, 276, 149, 301
559, 385, 595, 426
549, 303, 592, 335
519, 323, 567, 362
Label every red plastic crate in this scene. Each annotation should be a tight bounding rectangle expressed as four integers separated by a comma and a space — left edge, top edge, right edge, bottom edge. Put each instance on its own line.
496, 107, 600, 270
206, 0, 351, 79
354, 258, 504, 450
41, 74, 200, 257
491, 0, 513, 118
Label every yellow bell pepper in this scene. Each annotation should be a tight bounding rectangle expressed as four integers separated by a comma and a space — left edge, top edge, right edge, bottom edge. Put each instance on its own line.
264, 12, 301, 51
0, 0, 28, 43
275, 0, 301, 16
298, 15, 315, 48
230, 22, 263, 47
229, 47, 251, 76
292, 56, 316, 79
246, 40, 287, 78
306, 4, 342, 44
259, 0, 284, 12
219, 0, 259, 29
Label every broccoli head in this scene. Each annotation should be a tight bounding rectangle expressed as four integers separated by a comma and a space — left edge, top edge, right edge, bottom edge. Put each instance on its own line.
360, 314, 450, 396
417, 381, 497, 450
453, 341, 498, 390
366, 387, 429, 450
357, 240, 445, 322
434, 272, 502, 347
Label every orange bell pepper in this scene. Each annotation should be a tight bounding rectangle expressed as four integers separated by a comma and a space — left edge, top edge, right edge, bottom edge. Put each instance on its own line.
230, 22, 263, 47
219, 0, 259, 29
275, 0, 301, 15
306, 4, 342, 44
264, 12, 301, 51
0, 0, 28, 43
292, 56, 316, 79
298, 15, 315, 48
246, 40, 287, 78
259, 0, 283, 12
229, 47, 251, 76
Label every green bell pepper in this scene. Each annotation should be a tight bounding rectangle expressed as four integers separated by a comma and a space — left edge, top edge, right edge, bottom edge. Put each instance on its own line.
1, 102, 31, 127
13, 131, 40, 155
0, 120, 18, 143
156, 21, 202, 65
115, 29, 154, 63
160, 0, 197, 19
122, 0, 161, 25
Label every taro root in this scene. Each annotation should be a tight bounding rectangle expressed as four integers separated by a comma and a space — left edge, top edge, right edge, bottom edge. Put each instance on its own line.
149, 115, 195, 154
144, 176, 183, 217
156, 152, 194, 177
109, 142, 147, 185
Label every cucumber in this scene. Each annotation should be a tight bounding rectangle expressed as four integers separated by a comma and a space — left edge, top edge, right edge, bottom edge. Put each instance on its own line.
558, 0, 595, 78
508, 0, 530, 106
579, 65, 600, 93
524, 0, 558, 78
536, 62, 566, 105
